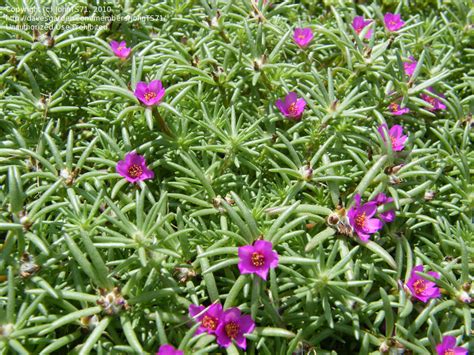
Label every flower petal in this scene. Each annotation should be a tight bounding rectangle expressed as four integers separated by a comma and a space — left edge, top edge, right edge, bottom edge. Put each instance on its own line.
285, 92, 298, 105
239, 315, 256, 334
116, 159, 128, 176
275, 99, 286, 115
234, 334, 247, 349
442, 335, 457, 349
134, 82, 148, 99
389, 125, 403, 139
149, 80, 163, 93
255, 267, 269, 280
188, 304, 205, 319
359, 202, 377, 218
364, 217, 383, 233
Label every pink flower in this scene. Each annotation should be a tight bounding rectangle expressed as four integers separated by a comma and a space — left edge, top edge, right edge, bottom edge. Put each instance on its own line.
404, 56, 417, 76
116, 152, 154, 183
373, 193, 395, 223
293, 27, 313, 48
110, 40, 131, 59
188, 303, 223, 335
384, 13, 405, 32
388, 102, 410, 115
215, 308, 255, 349
436, 336, 468, 355
156, 344, 183, 355
406, 265, 441, 303
134, 80, 165, 106
275, 92, 306, 120
378, 124, 408, 152
352, 16, 373, 39
421, 87, 446, 111
347, 194, 383, 242
238, 240, 279, 280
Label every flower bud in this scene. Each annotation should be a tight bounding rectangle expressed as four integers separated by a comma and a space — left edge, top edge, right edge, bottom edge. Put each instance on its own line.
174, 266, 197, 283
300, 165, 313, 181
20, 253, 40, 278
0, 324, 14, 338
20, 212, 33, 231
424, 190, 435, 201
96, 287, 129, 315
379, 341, 390, 353
81, 315, 99, 331
458, 290, 472, 304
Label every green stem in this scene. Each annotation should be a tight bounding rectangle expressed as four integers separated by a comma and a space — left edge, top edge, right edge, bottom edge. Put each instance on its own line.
155, 109, 174, 138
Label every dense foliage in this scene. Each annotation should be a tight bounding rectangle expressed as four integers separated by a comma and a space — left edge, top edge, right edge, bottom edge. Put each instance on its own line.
0, 0, 473, 354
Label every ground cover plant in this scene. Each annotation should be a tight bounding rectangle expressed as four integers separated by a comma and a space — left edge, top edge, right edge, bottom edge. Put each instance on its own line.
0, 0, 473, 354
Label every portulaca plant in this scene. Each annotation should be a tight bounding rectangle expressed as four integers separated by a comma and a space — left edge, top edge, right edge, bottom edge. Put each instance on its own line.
0, 0, 472, 354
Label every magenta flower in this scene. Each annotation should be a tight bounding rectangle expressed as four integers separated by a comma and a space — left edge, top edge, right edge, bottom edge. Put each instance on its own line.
436, 336, 468, 355
384, 13, 405, 32
156, 344, 183, 355
275, 92, 306, 120
373, 193, 395, 223
388, 102, 410, 115
421, 87, 446, 111
116, 152, 154, 183
134, 80, 165, 106
238, 240, 279, 280
403, 56, 417, 77
215, 308, 255, 350
347, 194, 383, 242
293, 27, 313, 48
378, 124, 408, 152
352, 16, 373, 39
406, 265, 441, 303
110, 40, 131, 59
188, 303, 223, 335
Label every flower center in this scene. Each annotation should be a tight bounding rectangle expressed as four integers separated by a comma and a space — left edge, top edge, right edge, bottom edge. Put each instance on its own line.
288, 102, 298, 115
389, 135, 397, 145
202, 315, 217, 330
426, 96, 436, 105
224, 321, 240, 339
413, 279, 427, 294
144, 91, 157, 102
117, 46, 125, 51
390, 20, 397, 26
128, 164, 143, 178
390, 103, 400, 111
251, 252, 265, 267
444, 349, 455, 355
298, 34, 305, 39
355, 212, 366, 228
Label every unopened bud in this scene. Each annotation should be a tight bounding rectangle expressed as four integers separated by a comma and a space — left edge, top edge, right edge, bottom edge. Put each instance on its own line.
379, 341, 390, 353
300, 165, 313, 181
458, 290, 472, 304
424, 190, 435, 201
96, 287, 129, 315
81, 314, 99, 331
0, 324, 14, 338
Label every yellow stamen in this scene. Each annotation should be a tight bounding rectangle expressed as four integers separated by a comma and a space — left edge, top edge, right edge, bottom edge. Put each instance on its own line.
413, 279, 427, 294
202, 315, 217, 330
225, 322, 239, 339
355, 212, 366, 228
144, 92, 157, 102
128, 164, 143, 178
288, 102, 298, 115
251, 252, 265, 267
